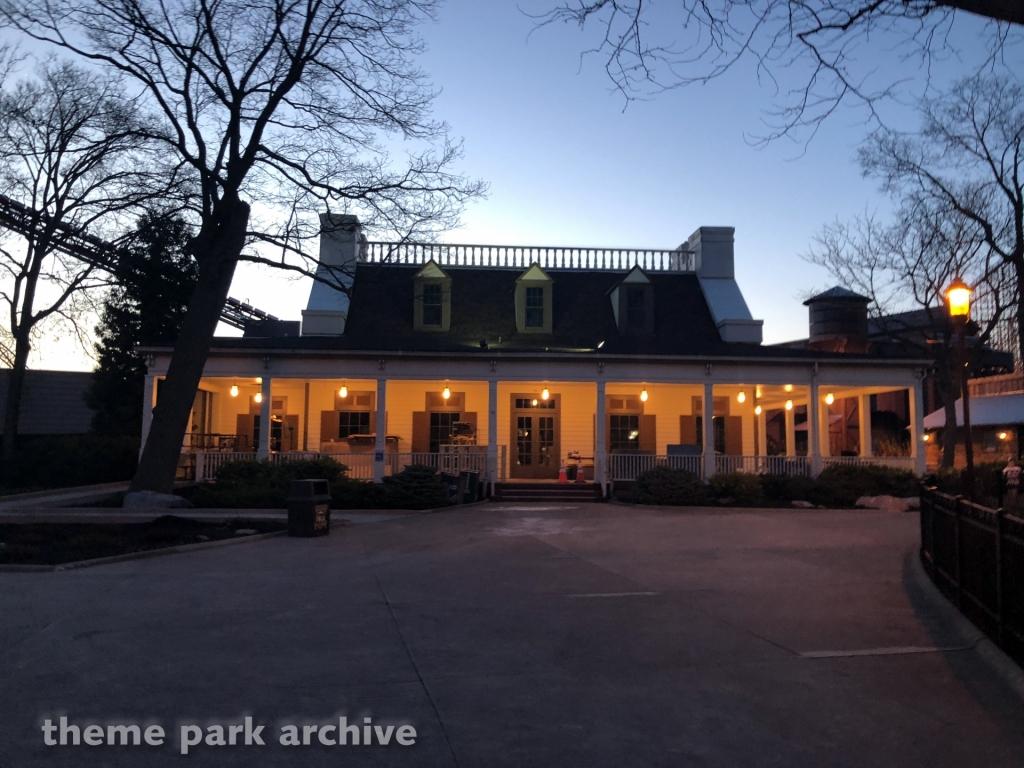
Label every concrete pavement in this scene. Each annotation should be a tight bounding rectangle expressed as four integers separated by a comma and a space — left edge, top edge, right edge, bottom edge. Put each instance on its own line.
1, 503, 1022, 766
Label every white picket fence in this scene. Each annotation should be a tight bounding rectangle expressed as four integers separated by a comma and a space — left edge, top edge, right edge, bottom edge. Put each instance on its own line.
607, 454, 703, 482
822, 455, 916, 471
605, 453, 915, 483
715, 456, 812, 477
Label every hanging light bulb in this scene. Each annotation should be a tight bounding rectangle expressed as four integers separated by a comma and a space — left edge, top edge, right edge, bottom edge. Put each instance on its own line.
255, 377, 262, 384
339, 385, 348, 398
230, 385, 239, 397
784, 384, 793, 392
541, 388, 550, 400
754, 405, 762, 415
532, 399, 538, 406
785, 399, 793, 411
825, 392, 835, 405
640, 389, 648, 402
442, 386, 451, 400
737, 391, 746, 403
254, 392, 263, 404
755, 386, 762, 398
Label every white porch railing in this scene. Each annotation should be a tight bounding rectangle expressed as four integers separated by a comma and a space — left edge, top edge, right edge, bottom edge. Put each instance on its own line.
715, 456, 812, 477
607, 454, 703, 481
822, 456, 916, 471
195, 450, 493, 482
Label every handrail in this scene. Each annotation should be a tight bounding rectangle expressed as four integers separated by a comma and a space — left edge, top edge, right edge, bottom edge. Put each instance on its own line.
363, 241, 696, 272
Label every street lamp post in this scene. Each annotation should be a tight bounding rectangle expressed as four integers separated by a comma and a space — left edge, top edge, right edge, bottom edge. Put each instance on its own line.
947, 277, 974, 500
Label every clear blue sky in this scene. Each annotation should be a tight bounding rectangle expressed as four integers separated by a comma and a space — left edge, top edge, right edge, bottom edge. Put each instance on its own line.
24, 0, 1021, 368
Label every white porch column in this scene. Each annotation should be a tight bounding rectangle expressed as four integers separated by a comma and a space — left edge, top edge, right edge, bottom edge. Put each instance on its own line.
809, 380, 823, 476
595, 380, 607, 490
487, 379, 498, 494
756, 408, 767, 457
859, 394, 873, 457
373, 378, 387, 483
703, 382, 715, 479
140, 374, 156, 457
784, 407, 796, 458
819, 400, 831, 458
256, 376, 272, 460
910, 382, 926, 476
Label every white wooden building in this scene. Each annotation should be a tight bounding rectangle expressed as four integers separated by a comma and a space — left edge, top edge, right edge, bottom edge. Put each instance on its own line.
141, 216, 929, 492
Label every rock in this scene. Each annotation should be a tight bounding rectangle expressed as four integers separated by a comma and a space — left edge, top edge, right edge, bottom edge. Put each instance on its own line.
855, 495, 910, 513
791, 500, 815, 509
234, 528, 258, 536
122, 490, 193, 509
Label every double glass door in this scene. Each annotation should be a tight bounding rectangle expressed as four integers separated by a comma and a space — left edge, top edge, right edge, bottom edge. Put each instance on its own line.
511, 395, 559, 479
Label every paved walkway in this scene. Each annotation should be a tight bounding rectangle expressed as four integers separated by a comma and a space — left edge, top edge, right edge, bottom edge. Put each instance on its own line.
2, 504, 1023, 766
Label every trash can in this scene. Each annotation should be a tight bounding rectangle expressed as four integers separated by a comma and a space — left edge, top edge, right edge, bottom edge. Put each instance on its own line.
287, 479, 331, 537
441, 472, 462, 504
459, 470, 480, 503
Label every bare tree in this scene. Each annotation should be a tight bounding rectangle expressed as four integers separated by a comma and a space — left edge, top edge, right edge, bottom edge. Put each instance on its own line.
806, 204, 1015, 465
0, 58, 169, 464
533, 1, 1022, 141
860, 73, 1024, 360
0, 0, 485, 495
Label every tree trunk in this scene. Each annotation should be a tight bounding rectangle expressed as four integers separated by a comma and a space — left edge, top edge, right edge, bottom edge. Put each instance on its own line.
1, 328, 32, 466
128, 199, 250, 495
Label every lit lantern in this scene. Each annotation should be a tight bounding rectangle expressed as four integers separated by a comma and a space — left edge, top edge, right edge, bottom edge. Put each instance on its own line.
230, 385, 239, 397
754, 405, 762, 415
946, 276, 971, 321
825, 392, 835, 405
640, 389, 649, 402
339, 385, 348, 398
442, 386, 451, 400
785, 399, 793, 411
784, 384, 793, 392
541, 388, 550, 400
737, 391, 746, 404
998, 431, 1009, 441
923, 433, 930, 442
254, 392, 263, 404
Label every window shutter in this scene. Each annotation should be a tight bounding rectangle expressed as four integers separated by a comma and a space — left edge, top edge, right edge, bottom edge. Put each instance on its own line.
236, 414, 254, 451
679, 415, 697, 446
320, 410, 337, 448
412, 411, 430, 453
725, 416, 743, 456
639, 414, 657, 453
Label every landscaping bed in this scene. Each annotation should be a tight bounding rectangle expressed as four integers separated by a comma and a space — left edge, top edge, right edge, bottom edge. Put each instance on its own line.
0, 515, 285, 566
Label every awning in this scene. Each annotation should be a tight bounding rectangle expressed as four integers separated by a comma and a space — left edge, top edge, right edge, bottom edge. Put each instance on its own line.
923, 392, 1024, 429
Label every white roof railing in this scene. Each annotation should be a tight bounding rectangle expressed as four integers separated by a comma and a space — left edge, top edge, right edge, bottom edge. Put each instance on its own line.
362, 241, 696, 272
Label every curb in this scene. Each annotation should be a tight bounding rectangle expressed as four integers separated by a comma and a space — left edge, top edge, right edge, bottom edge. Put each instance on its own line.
0, 530, 286, 573
908, 551, 1024, 702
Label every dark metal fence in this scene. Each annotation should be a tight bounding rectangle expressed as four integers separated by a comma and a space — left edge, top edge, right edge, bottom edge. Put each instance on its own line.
920, 487, 1024, 665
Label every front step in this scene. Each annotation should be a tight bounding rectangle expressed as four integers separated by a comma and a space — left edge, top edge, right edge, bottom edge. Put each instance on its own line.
492, 482, 604, 503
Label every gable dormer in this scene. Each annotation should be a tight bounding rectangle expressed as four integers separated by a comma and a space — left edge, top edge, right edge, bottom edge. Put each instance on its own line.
515, 264, 553, 334
609, 266, 654, 335
413, 259, 452, 332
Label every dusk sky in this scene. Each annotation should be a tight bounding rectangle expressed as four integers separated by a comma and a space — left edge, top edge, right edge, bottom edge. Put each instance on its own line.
20, 0, 1022, 369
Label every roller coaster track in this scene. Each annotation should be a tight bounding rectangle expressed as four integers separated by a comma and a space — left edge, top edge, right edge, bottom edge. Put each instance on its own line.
0, 192, 278, 331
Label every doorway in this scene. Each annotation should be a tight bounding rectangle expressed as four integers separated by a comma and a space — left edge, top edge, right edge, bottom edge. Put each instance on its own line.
510, 393, 560, 479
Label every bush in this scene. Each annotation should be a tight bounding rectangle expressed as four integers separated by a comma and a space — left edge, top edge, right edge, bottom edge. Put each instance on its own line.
381, 464, 449, 509
807, 464, 918, 508
633, 466, 708, 506
0, 434, 139, 493
709, 472, 764, 506
180, 458, 450, 510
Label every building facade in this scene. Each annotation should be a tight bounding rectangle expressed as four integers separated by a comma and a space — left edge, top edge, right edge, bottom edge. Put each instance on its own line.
142, 217, 929, 491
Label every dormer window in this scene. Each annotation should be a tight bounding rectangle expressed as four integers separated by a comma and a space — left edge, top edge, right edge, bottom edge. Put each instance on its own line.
422, 283, 443, 326
525, 287, 545, 328
413, 259, 451, 332
609, 266, 653, 335
515, 264, 553, 334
